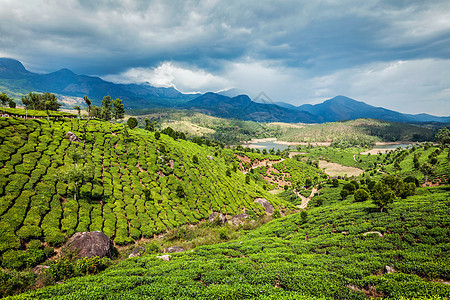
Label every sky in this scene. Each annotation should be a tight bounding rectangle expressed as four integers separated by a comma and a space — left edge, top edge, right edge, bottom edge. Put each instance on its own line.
1, 0, 449, 115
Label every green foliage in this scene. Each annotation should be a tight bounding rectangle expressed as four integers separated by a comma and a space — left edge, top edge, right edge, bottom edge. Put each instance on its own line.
354, 188, 370, 202
436, 127, 450, 146
11, 185, 449, 299
126, 117, 138, 129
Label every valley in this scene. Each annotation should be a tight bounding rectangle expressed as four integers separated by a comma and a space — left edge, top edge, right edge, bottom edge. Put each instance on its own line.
0, 104, 449, 299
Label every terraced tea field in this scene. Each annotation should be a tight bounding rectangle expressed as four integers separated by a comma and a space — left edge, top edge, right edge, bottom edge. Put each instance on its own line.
0, 116, 289, 253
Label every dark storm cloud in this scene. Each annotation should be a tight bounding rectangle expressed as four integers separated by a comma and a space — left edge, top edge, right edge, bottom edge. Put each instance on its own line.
0, 0, 449, 114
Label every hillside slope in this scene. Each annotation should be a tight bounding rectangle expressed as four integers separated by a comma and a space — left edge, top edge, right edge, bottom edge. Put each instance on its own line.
0, 115, 290, 251
8, 185, 450, 299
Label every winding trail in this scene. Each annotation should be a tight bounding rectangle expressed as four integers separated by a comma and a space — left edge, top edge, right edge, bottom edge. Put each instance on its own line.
295, 187, 318, 209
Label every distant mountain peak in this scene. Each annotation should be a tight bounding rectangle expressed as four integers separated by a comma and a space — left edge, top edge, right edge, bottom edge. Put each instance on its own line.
0, 57, 30, 75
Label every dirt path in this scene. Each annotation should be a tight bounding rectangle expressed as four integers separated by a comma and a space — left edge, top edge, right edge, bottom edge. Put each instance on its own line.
353, 154, 358, 162
295, 187, 318, 209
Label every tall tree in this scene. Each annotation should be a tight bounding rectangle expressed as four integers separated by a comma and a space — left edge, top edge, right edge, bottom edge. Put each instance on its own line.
112, 98, 125, 120
436, 127, 450, 146
0, 93, 11, 114
83, 96, 92, 120
101, 95, 112, 121
42, 92, 61, 111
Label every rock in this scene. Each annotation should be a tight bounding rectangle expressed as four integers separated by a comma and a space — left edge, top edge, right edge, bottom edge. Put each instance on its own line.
363, 231, 383, 237
63, 231, 111, 258
164, 246, 185, 253
156, 254, 172, 261
128, 247, 146, 258
207, 155, 215, 161
229, 213, 252, 226
341, 231, 348, 235
66, 131, 81, 142
254, 198, 274, 215
32, 265, 50, 274
385, 265, 396, 274
208, 212, 227, 224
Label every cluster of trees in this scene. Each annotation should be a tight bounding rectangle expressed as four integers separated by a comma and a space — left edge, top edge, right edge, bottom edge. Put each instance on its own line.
340, 175, 417, 211
0, 93, 16, 111
21, 92, 61, 111
79, 95, 124, 121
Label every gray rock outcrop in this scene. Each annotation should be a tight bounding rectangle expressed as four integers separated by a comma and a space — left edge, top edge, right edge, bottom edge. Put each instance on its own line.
128, 247, 146, 258
164, 246, 185, 253
229, 213, 252, 225
63, 231, 111, 258
385, 265, 396, 274
66, 131, 81, 142
254, 198, 274, 215
156, 254, 172, 261
32, 265, 50, 274
208, 212, 227, 224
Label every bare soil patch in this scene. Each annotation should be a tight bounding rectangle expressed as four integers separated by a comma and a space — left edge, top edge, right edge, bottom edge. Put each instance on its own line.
319, 160, 363, 177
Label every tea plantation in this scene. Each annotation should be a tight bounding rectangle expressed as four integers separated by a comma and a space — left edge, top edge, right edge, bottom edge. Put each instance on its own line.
0, 115, 289, 253
7, 184, 450, 299
1, 112, 450, 299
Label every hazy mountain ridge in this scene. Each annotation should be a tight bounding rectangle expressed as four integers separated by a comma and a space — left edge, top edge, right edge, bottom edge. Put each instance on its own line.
0, 58, 198, 108
1, 58, 449, 124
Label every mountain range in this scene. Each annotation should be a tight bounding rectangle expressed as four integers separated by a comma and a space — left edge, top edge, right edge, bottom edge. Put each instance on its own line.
1, 57, 449, 124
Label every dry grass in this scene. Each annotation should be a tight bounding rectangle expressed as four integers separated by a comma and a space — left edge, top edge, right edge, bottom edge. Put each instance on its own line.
318, 160, 364, 177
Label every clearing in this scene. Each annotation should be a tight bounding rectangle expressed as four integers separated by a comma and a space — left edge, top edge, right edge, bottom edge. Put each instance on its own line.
319, 160, 364, 177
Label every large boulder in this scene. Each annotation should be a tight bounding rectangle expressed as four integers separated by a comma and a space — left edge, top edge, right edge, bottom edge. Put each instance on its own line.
254, 198, 274, 215
164, 246, 185, 253
208, 212, 227, 224
66, 131, 81, 142
229, 213, 252, 226
63, 231, 111, 258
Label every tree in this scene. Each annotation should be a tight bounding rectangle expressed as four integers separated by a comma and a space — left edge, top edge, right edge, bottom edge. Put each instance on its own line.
192, 155, 198, 164
112, 98, 125, 120
59, 150, 88, 202
304, 178, 312, 188
176, 185, 185, 198
436, 127, 450, 146
122, 125, 130, 141
420, 162, 435, 183
340, 189, 349, 200
354, 188, 370, 202
154, 132, 160, 140
42, 93, 61, 111
101, 95, 112, 121
0, 93, 11, 114
8, 99, 16, 108
372, 190, 395, 212
127, 117, 138, 129
90, 105, 102, 119
245, 174, 250, 184
300, 210, 308, 223
144, 118, 156, 132
83, 96, 92, 120
331, 178, 339, 187
73, 105, 81, 118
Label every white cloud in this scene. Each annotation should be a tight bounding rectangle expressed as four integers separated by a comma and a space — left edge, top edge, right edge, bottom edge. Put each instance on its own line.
103, 62, 231, 93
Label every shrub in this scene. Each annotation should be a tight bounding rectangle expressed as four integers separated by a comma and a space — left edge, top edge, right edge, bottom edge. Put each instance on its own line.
127, 117, 138, 129
354, 189, 370, 202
